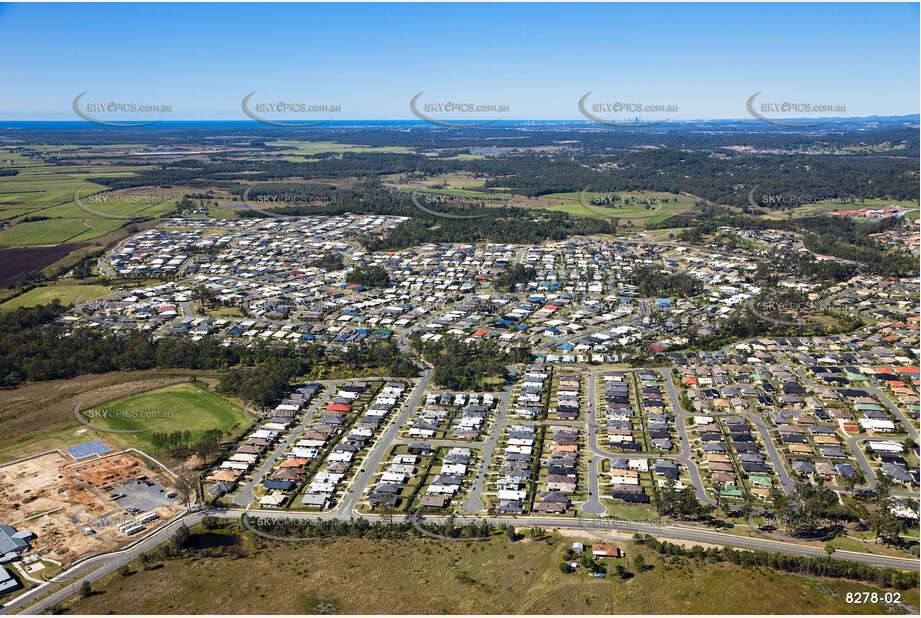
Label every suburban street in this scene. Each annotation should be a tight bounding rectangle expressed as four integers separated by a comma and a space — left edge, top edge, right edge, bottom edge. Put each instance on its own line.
231, 384, 335, 506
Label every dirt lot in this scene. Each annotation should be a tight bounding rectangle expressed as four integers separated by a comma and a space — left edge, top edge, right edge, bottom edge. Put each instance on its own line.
0, 245, 88, 287
0, 451, 181, 563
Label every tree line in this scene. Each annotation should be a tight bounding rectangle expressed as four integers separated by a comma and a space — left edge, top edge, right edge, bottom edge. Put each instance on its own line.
0, 304, 418, 406
150, 428, 223, 459
637, 534, 916, 590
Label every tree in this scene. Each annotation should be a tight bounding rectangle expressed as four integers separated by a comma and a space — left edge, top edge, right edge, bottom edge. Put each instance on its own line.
868, 500, 901, 546
841, 471, 858, 491
632, 553, 646, 572
824, 543, 835, 560
348, 264, 390, 288
201, 515, 219, 530
168, 524, 191, 556
79, 581, 92, 597
493, 265, 535, 292
138, 552, 151, 570
614, 564, 628, 579
558, 561, 571, 573
117, 564, 131, 577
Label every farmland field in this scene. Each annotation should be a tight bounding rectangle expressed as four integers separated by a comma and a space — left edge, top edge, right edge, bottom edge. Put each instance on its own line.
0, 283, 112, 311
0, 149, 173, 246
0, 217, 127, 246
62, 531, 918, 615
0, 244, 89, 286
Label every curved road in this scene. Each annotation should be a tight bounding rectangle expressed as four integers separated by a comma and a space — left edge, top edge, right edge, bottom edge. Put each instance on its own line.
7, 504, 918, 616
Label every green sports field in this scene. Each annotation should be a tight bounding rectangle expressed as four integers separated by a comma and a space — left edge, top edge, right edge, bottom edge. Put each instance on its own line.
83, 383, 248, 451
533, 190, 696, 224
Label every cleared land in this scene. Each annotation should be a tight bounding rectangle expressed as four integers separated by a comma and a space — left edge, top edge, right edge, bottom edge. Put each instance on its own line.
0, 371, 220, 463
384, 173, 696, 226
62, 532, 917, 614
0, 245, 89, 287
84, 383, 248, 452
0, 451, 181, 563
0, 284, 112, 311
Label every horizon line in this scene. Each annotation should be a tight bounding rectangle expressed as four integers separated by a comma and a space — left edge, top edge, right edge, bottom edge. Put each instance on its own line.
1, 115, 919, 125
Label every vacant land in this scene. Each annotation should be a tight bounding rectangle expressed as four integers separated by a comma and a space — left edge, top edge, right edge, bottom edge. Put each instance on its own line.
384, 173, 695, 226
62, 533, 917, 614
0, 245, 89, 287
0, 371, 220, 463
84, 383, 248, 451
266, 140, 412, 157
0, 284, 111, 311
779, 198, 921, 220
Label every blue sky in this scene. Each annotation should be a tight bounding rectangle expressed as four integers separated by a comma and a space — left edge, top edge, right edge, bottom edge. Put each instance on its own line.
0, 2, 918, 120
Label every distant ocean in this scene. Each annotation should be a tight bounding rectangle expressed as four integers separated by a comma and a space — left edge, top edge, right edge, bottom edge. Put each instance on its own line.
0, 116, 916, 131
0, 120, 592, 129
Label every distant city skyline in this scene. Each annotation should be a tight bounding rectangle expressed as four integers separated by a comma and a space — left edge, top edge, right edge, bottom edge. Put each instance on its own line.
0, 2, 918, 121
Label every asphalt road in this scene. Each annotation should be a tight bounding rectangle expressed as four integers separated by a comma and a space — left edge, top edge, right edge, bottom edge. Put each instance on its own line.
585, 367, 717, 507
657, 368, 718, 507
9, 502, 919, 615
334, 369, 431, 515
231, 384, 335, 506
582, 455, 605, 514
460, 385, 512, 513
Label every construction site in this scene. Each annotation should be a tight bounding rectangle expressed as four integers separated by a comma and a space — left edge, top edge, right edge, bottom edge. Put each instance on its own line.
0, 450, 183, 563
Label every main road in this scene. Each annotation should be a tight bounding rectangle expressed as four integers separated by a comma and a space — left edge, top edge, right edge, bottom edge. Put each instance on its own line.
8, 503, 918, 616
